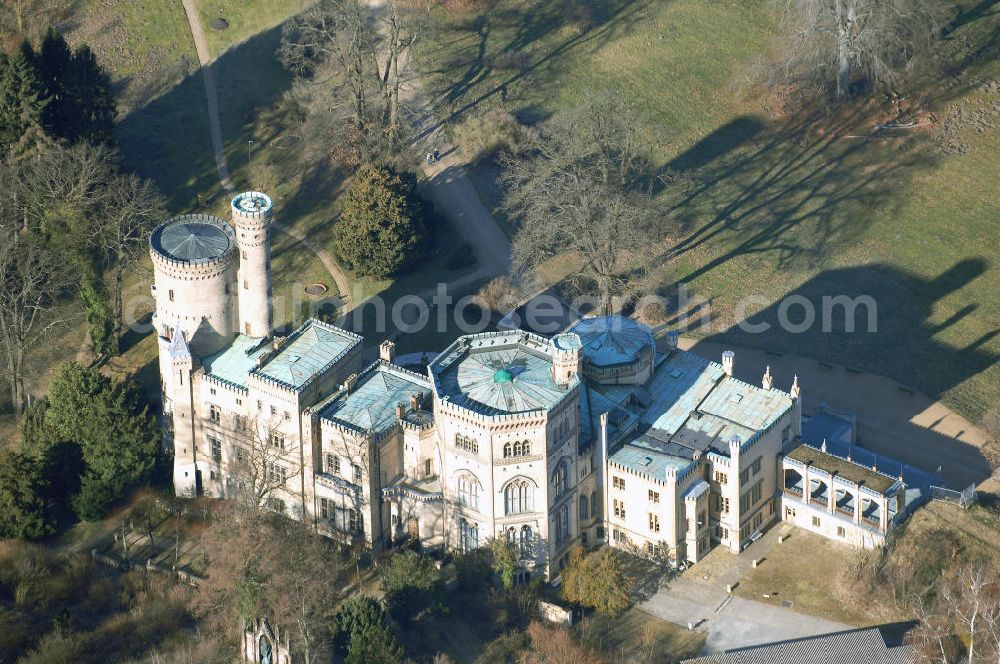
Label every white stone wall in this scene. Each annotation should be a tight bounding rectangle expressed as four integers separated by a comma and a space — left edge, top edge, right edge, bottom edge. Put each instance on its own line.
231, 192, 273, 339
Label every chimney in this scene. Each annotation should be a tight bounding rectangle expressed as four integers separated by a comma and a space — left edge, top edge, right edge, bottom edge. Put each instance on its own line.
410, 392, 421, 411
395, 402, 405, 420
762, 365, 773, 390
343, 373, 358, 392
665, 330, 678, 351
721, 350, 735, 377
790, 374, 801, 400
379, 340, 396, 363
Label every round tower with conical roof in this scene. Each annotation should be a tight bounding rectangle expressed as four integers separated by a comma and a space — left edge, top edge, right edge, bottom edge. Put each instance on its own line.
231, 191, 273, 339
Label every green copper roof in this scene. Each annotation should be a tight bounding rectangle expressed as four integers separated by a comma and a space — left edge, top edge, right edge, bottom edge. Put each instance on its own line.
253, 320, 361, 391
569, 315, 655, 368
320, 362, 430, 436
429, 331, 576, 414
203, 335, 270, 390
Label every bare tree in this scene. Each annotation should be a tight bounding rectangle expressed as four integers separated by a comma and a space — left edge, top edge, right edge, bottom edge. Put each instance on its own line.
99, 173, 166, 340
776, 0, 940, 98
195, 503, 346, 664
278, 0, 422, 161
0, 230, 75, 412
943, 563, 994, 664
501, 91, 659, 313
228, 414, 305, 513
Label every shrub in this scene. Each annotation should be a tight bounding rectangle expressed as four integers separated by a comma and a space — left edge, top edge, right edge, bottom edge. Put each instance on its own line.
452, 108, 525, 163
380, 549, 441, 621
476, 276, 518, 313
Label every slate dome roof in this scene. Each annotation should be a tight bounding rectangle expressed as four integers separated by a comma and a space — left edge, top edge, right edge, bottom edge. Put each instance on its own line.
569, 315, 655, 368
150, 215, 236, 263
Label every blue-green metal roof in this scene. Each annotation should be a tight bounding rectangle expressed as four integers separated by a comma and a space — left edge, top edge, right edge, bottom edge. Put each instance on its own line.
150, 215, 235, 263
254, 320, 361, 390
320, 362, 429, 436
569, 315, 655, 368
430, 331, 575, 414
698, 378, 793, 431
641, 351, 725, 434
203, 335, 270, 390
610, 435, 695, 480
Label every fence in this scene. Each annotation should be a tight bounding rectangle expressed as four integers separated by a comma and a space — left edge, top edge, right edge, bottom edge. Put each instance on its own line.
930, 484, 977, 509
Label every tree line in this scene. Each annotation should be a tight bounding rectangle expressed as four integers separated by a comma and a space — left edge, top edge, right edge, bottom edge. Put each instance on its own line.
0, 29, 165, 415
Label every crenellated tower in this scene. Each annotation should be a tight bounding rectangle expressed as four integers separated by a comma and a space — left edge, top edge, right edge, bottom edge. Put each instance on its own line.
231, 191, 274, 339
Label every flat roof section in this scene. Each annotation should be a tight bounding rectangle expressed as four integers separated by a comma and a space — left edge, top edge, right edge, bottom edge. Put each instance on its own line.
203, 335, 271, 389
786, 443, 897, 493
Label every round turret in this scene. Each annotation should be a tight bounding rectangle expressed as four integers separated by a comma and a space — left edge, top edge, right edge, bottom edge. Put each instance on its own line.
568, 315, 655, 385
231, 191, 273, 338
150, 214, 238, 357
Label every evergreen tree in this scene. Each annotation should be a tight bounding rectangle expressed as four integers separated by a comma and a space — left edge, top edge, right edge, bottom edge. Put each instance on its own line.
332, 596, 393, 658
334, 164, 429, 278
0, 42, 47, 153
37, 27, 72, 138
45, 363, 159, 520
380, 549, 441, 621
0, 449, 55, 540
345, 618, 403, 664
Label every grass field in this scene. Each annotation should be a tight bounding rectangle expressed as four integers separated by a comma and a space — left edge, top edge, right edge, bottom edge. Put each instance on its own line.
417, 0, 1000, 422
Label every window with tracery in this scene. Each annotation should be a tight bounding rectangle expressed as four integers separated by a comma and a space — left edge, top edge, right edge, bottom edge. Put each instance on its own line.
504, 480, 534, 514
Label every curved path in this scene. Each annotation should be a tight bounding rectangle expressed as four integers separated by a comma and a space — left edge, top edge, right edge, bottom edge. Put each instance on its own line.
180, 0, 354, 308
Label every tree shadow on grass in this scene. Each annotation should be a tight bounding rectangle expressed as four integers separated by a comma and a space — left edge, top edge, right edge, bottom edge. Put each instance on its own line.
418, 0, 653, 136
660, 107, 937, 281
116, 24, 294, 212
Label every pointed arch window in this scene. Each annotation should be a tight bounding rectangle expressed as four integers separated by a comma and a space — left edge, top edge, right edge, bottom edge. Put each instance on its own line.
519, 525, 533, 559
505, 479, 534, 515
458, 475, 480, 510
460, 519, 479, 553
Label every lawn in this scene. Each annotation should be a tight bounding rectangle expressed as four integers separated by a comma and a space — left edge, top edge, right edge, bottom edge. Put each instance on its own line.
194, 0, 309, 58
582, 607, 706, 663
416, 0, 1000, 423
733, 529, 906, 627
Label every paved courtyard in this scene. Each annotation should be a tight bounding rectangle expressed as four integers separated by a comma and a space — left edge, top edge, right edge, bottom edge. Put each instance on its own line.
638, 526, 853, 654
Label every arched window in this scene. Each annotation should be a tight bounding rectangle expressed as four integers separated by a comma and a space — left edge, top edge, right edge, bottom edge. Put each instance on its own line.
458, 475, 480, 510
579, 494, 589, 521
522, 440, 530, 455
503, 442, 512, 458
506, 526, 517, 545
504, 479, 534, 515
513, 441, 522, 456
591, 490, 600, 518
259, 635, 273, 664
552, 460, 568, 497
519, 525, 533, 559
460, 519, 478, 553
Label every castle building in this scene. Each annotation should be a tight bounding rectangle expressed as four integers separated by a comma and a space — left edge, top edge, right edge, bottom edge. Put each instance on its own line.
151, 194, 918, 577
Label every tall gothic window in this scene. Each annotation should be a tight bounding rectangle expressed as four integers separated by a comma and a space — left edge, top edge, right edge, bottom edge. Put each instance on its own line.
579, 494, 589, 521
552, 461, 568, 497
460, 519, 478, 553
504, 480, 534, 515
458, 475, 480, 510
519, 525, 533, 559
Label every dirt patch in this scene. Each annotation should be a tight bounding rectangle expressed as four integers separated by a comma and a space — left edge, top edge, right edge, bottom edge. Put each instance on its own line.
936, 80, 1000, 155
